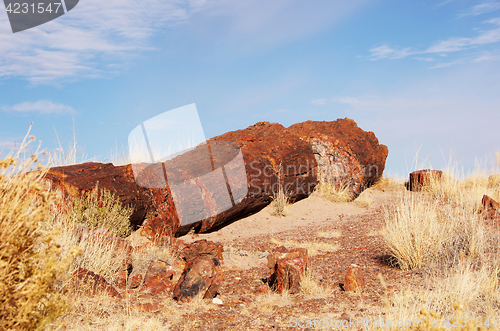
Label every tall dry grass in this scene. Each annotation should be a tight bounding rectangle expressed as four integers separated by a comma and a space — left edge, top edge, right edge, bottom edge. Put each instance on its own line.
314, 175, 353, 203
269, 183, 289, 217
0, 128, 78, 330
381, 156, 500, 329
47, 185, 134, 282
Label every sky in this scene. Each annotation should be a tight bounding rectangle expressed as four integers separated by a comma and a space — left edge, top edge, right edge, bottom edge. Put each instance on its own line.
1, 0, 500, 178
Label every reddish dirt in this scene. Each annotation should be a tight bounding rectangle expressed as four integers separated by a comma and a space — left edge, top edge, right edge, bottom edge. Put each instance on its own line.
107, 186, 431, 330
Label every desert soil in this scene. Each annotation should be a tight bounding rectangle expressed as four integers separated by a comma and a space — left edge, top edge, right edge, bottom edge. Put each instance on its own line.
63, 185, 431, 330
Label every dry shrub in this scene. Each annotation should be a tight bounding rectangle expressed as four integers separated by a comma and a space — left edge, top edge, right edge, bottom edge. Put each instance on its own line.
299, 270, 330, 297
48, 186, 134, 282
0, 131, 77, 330
61, 185, 133, 238
381, 160, 500, 329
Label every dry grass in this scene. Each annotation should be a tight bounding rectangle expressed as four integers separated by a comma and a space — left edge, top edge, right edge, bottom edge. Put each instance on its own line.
270, 238, 340, 256
0, 128, 77, 330
381, 157, 500, 329
44, 185, 135, 282
314, 175, 354, 203
299, 270, 331, 297
269, 183, 289, 217
354, 191, 373, 208
370, 176, 404, 191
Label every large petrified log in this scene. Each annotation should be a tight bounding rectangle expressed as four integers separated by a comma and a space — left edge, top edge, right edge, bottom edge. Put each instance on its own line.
45, 118, 388, 239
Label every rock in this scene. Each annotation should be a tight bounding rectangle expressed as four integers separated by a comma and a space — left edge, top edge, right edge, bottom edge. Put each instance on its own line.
288, 119, 388, 196
182, 239, 223, 264
72, 268, 122, 298
212, 297, 223, 305
173, 256, 222, 302
482, 194, 499, 219
343, 264, 365, 292
141, 260, 175, 295
267, 246, 309, 294
483, 194, 500, 210
173, 240, 223, 302
405, 169, 442, 191
45, 118, 387, 237
129, 274, 142, 289
114, 270, 128, 290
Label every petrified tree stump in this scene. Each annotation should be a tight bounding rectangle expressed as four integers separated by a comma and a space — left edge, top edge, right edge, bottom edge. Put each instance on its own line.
405, 169, 442, 191
267, 246, 309, 294
343, 264, 365, 292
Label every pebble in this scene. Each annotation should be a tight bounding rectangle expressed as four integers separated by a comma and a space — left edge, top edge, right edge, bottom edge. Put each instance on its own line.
213, 298, 223, 305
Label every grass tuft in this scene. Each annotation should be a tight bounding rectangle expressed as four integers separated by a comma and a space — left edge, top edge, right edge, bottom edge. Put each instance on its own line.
269, 183, 289, 217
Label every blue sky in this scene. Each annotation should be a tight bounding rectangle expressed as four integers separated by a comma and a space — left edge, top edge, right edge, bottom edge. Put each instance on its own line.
1, 0, 499, 177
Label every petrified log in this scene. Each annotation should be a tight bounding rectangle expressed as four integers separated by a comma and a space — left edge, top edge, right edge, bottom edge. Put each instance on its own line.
267, 246, 309, 294
405, 169, 442, 191
45, 118, 388, 238
44, 162, 179, 236
173, 240, 224, 302
288, 118, 389, 193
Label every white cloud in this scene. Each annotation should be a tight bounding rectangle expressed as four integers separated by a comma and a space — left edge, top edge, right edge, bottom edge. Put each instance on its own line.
368, 18, 500, 64
2, 100, 76, 114
311, 98, 327, 105
473, 50, 500, 62
0, 0, 368, 83
0, 0, 199, 83
459, 2, 500, 17
414, 57, 435, 62
428, 59, 465, 69
368, 45, 413, 60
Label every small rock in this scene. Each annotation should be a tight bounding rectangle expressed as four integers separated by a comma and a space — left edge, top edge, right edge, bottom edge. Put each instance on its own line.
173, 240, 224, 302
212, 298, 223, 305
344, 264, 365, 292
72, 268, 122, 298
482, 194, 499, 220
173, 256, 222, 302
267, 246, 308, 294
129, 274, 142, 289
114, 269, 128, 290
182, 239, 223, 264
141, 260, 175, 295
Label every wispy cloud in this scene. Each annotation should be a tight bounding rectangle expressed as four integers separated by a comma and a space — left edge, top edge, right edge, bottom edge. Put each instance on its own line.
0, 0, 198, 83
428, 59, 465, 69
368, 45, 413, 60
0, 0, 368, 84
368, 17, 500, 65
413, 57, 435, 62
1, 100, 76, 114
458, 2, 500, 17
311, 98, 327, 105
